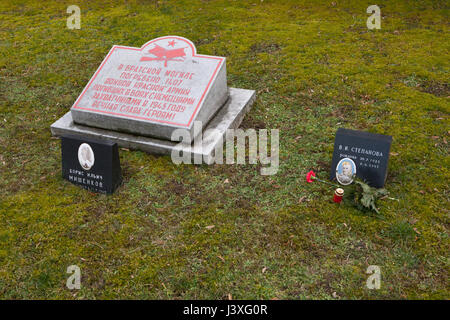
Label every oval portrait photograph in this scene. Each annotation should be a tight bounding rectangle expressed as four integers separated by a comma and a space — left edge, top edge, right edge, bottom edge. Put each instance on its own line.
336, 158, 356, 185
78, 143, 95, 171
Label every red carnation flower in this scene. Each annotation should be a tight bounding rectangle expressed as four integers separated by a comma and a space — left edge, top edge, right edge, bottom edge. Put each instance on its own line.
306, 170, 316, 183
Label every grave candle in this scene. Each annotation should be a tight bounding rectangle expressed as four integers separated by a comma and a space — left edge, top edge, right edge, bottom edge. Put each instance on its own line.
333, 188, 344, 203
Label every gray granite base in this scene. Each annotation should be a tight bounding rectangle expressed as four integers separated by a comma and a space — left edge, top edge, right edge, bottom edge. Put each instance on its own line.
51, 88, 256, 164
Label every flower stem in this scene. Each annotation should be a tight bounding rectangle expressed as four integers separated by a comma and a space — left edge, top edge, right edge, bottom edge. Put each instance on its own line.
311, 176, 340, 188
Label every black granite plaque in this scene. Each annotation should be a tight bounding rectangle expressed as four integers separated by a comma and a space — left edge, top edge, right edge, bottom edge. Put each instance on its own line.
330, 128, 392, 188
61, 135, 122, 194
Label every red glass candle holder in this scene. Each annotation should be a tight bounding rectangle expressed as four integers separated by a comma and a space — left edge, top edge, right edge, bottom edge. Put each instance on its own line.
333, 188, 344, 203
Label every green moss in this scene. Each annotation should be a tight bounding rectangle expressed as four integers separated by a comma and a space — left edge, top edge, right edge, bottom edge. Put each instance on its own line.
0, 0, 448, 299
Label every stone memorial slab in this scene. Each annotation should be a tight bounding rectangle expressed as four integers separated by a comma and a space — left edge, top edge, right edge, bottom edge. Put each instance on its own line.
330, 128, 392, 188
52, 88, 255, 164
61, 135, 122, 194
70, 36, 228, 142
51, 36, 255, 162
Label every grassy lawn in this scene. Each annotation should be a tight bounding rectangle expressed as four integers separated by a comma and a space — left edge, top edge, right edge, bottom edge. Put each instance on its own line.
0, 0, 448, 299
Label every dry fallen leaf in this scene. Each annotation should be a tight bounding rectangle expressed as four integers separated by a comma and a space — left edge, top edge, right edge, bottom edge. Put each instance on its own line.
205, 225, 215, 230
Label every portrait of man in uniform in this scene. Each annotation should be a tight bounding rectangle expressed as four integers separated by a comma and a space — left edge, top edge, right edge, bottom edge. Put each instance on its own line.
78, 143, 95, 171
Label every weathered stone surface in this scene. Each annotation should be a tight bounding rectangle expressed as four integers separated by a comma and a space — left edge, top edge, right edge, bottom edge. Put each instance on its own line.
70, 36, 228, 142
52, 88, 255, 164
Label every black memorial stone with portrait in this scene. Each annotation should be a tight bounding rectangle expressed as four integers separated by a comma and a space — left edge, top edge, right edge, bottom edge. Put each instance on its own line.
330, 128, 392, 188
61, 135, 122, 194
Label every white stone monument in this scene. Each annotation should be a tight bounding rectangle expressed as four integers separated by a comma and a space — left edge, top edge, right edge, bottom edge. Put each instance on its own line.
51, 36, 255, 162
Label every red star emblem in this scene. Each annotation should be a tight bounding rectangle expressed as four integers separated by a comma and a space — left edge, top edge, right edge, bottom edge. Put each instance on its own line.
168, 40, 176, 47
